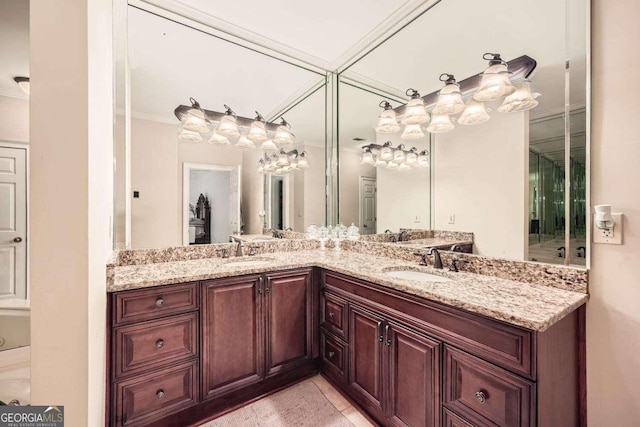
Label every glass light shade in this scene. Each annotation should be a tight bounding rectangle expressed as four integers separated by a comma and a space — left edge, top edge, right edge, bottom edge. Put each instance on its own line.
277, 152, 290, 166
236, 134, 256, 149
417, 154, 429, 167
375, 109, 401, 133
386, 161, 399, 169
401, 124, 425, 140
297, 155, 309, 169
497, 80, 540, 113
374, 158, 387, 167
208, 130, 230, 145
401, 97, 429, 124
182, 108, 210, 133
379, 146, 393, 161
399, 163, 411, 171
406, 152, 417, 165
473, 63, 516, 102
427, 114, 454, 133
432, 83, 465, 115
393, 148, 406, 162
178, 128, 203, 143
289, 159, 298, 169
260, 139, 278, 151
281, 165, 291, 173
275, 167, 283, 174
217, 114, 240, 139
274, 125, 294, 145
247, 120, 268, 142
361, 151, 375, 165
458, 100, 491, 125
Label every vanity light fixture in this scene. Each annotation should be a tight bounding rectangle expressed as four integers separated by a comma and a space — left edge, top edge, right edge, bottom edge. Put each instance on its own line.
217, 105, 241, 140
361, 148, 375, 165
379, 142, 394, 161
417, 151, 430, 168
432, 74, 466, 115
274, 118, 295, 145
247, 112, 269, 142
360, 142, 428, 171
375, 101, 401, 133
393, 144, 407, 162
473, 53, 516, 102
297, 151, 309, 168
401, 123, 425, 140
277, 149, 290, 166
258, 149, 309, 175
181, 98, 211, 133
14, 77, 30, 96
260, 139, 278, 151
401, 89, 430, 125
427, 113, 455, 133
497, 79, 540, 113
458, 99, 491, 125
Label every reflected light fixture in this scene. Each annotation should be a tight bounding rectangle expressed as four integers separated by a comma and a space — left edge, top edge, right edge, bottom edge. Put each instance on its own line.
401, 89, 429, 125
393, 144, 406, 163
361, 149, 375, 165
297, 151, 309, 169
417, 151, 430, 168
375, 101, 401, 133
427, 113, 454, 133
473, 53, 516, 102
497, 79, 540, 113
274, 118, 295, 145
247, 111, 269, 142
432, 74, 465, 115
379, 142, 393, 161
360, 143, 426, 171
260, 139, 278, 151
14, 77, 30, 95
217, 105, 240, 139
258, 150, 308, 174
458, 99, 491, 125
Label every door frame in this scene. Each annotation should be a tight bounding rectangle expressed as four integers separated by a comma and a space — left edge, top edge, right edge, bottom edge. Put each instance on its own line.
182, 163, 242, 245
359, 176, 376, 235
0, 142, 30, 309
265, 174, 290, 230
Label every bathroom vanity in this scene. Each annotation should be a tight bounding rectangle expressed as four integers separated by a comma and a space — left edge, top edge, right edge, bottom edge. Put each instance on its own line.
105, 250, 586, 427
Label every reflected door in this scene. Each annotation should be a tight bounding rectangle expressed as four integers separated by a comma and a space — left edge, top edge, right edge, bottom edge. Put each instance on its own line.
360, 177, 376, 234
0, 147, 27, 303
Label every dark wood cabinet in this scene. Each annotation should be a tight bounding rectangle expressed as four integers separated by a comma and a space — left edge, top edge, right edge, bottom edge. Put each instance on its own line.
265, 270, 313, 376
201, 275, 264, 400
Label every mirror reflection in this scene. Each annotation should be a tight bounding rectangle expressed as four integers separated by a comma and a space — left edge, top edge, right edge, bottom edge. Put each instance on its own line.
339, 0, 588, 266
116, 7, 326, 249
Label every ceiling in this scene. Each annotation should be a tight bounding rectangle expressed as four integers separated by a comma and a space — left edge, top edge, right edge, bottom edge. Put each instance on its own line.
0, 0, 29, 99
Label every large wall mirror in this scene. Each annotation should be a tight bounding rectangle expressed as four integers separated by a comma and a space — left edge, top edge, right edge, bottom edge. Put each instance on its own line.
338, 0, 589, 267
114, 5, 327, 249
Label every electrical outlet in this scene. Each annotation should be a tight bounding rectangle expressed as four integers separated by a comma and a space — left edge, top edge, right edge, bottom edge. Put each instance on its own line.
448, 214, 455, 224
414, 215, 420, 223
593, 213, 623, 244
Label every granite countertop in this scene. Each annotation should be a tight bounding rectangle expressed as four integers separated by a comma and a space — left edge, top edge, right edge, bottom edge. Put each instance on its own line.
108, 250, 587, 332
230, 234, 276, 243
391, 238, 474, 249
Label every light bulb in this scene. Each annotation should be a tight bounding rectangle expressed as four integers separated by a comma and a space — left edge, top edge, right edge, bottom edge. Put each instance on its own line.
401, 90, 429, 125
277, 150, 290, 166
375, 101, 401, 133
393, 146, 406, 162
401, 124, 425, 140
497, 80, 540, 113
433, 75, 465, 115
247, 118, 268, 142
182, 98, 211, 133
274, 118, 294, 145
261, 139, 278, 151
458, 99, 491, 125
236, 134, 256, 149
427, 113, 454, 133
178, 128, 203, 143
208, 130, 230, 145
217, 113, 240, 139
361, 151, 375, 165
297, 153, 309, 169
380, 145, 393, 161
474, 63, 515, 102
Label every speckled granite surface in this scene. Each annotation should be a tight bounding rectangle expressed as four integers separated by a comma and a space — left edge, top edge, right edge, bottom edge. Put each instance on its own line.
107, 249, 587, 331
230, 234, 276, 243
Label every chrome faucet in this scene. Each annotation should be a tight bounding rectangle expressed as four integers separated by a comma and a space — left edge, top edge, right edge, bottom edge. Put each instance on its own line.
235, 241, 244, 257
450, 244, 463, 252
413, 252, 429, 266
427, 247, 443, 269
398, 230, 412, 242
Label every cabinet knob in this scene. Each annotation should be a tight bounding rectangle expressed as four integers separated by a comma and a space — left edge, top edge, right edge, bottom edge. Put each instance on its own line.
474, 391, 487, 403
155, 297, 164, 307
156, 390, 165, 400
328, 312, 335, 318
328, 351, 335, 359
156, 339, 164, 348
265, 288, 270, 294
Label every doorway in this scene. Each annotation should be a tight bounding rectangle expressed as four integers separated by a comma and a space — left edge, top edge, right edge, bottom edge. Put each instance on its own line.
359, 177, 376, 235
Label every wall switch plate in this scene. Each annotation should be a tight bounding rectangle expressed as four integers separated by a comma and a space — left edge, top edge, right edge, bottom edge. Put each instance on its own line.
448, 214, 455, 224
593, 213, 623, 244
414, 215, 420, 223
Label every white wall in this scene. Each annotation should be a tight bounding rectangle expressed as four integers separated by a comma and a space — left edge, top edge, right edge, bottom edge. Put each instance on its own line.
30, 0, 113, 426
375, 134, 431, 232
339, 149, 376, 227
0, 96, 29, 143
433, 112, 528, 259
588, 0, 640, 425
303, 144, 325, 227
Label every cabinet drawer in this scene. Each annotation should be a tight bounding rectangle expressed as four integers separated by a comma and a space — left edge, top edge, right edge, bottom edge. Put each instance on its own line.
114, 313, 198, 379
444, 346, 535, 427
113, 361, 198, 427
320, 331, 347, 382
443, 409, 474, 427
321, 291, 348, 340
113, 283, 198, 326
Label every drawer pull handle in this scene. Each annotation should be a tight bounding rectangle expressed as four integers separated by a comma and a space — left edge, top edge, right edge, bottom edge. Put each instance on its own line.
156, 339, 164, 348
474, 391, 487, 403
328, 351, 335, 358
328, 312, 335, 318
156, 390, 165, 400
155, 298, 164, 307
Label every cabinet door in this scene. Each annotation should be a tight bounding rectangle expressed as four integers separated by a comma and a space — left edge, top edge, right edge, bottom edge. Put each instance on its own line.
201, 275, 264, 400
386, 321, 441, 427
265, 269, 313, 376
348, 304, 385, 422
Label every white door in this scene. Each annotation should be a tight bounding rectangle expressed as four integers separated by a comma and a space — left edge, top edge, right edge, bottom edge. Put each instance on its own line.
360, 177, 376, 235
0, 147, 27, 303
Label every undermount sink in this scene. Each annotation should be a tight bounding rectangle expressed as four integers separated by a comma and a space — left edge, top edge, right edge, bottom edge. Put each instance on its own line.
384, 269, 452, 283
223, 257, 274, 267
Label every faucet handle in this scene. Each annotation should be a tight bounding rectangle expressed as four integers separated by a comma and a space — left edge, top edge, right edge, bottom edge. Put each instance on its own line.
413, 252, 429, 266
449, 257, 468, 272
248, 245, 260, 256
216, 248, 229, 258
